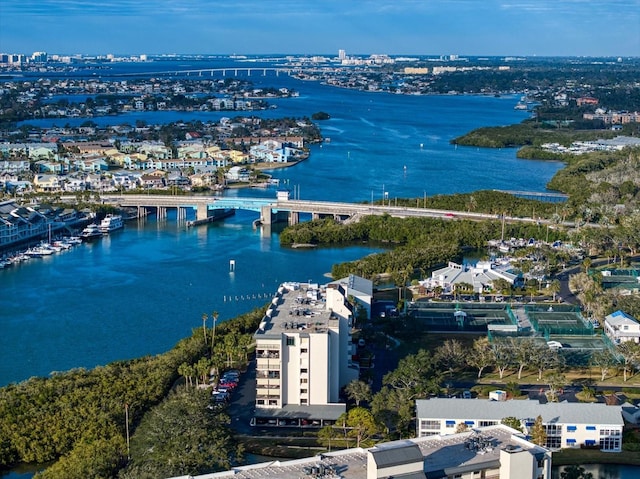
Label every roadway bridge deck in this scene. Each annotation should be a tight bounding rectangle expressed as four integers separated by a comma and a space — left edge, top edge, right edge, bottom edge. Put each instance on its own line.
95, 194, 539, 226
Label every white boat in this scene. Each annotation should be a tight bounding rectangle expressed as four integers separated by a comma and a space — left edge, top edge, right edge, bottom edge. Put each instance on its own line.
99, 214, 124, 233
80, 224, 103, 240
25, 245, 55, 257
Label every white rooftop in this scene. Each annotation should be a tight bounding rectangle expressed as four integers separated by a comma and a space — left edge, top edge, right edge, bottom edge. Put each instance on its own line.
416, 398, 624, 426
166, 425, 548, 479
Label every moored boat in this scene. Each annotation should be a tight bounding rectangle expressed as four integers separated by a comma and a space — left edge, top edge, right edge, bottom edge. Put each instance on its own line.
99, 214, 124, 233
80, 224, 103, 240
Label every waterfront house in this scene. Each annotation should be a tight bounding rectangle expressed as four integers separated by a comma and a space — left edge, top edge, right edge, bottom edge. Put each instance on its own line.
35, 159, 67, 174
73, 157, 109, 173
188, 172, 215, 188
139, 141, 171, 159
140, 173, 165, 189
111, 171, 141, 191
0, 160, 30, 174
604, 310, 640, 344
33, 174, 62, 192
28, 144, 58, 160
416, 398, 624, 452
62, 176, 86, 192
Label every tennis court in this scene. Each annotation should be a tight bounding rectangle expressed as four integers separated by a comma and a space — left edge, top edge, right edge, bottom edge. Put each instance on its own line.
407, 301, 516, 331
549, 334, 615, 366
525, 304, 593, 335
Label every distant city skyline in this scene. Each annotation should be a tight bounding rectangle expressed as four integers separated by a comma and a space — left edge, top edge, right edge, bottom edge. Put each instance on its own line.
1, 0, 639, 58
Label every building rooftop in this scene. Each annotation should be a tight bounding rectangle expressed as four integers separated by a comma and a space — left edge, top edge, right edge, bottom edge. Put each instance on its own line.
416, 398, 624, 426
255, 282, 339, 340
605, 310, 639, 327
167, 425, 548, 479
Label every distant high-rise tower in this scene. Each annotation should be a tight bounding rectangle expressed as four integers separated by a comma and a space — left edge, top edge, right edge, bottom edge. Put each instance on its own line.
338, 49, 346, 60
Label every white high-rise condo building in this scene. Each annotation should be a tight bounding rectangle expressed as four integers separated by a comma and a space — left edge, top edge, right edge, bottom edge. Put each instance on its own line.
253, 276, 371, 427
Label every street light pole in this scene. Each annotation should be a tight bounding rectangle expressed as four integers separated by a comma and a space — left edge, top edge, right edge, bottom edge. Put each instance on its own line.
125, 403, 130, 460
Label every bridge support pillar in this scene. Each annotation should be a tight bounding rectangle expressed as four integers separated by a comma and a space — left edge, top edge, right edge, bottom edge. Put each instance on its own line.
312, 213, 320, 221
157, 206, 167, 219
260, 205, 272, 225
289, 211, 299, 225
196, 204, 209, 221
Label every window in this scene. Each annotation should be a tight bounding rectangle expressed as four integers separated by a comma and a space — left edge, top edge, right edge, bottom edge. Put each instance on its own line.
446, 420, 456, 428
300, 389, 308, 394
600, 437, 620, 451
286, 337, 295, 346
586, 426, 596, 431
566, 439, 576, 445
420, 420, 441, 430
300, 368, 308, 374
546, 436, 561, 449
479, 420, 497, 427
301, 348, 308, 353
545, 424, 562, 435
465, 420, 475, 426
301, 399, 308, 405
301, 378, 308, 384
567, 425, 577, 432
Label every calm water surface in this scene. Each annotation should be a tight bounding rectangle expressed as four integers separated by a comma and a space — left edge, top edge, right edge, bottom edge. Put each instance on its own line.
2, 62, 564, 388
0, 56, 627, 479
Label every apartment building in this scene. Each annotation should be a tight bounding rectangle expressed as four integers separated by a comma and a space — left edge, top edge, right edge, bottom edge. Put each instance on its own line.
253, 280, 361, 427
416, 398, 625, 452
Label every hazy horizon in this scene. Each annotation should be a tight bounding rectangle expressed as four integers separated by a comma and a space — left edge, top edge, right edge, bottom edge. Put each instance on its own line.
1, 1, 639, 58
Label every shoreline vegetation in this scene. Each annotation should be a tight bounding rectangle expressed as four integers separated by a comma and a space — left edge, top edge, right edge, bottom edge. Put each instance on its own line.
2, 61, 640, 478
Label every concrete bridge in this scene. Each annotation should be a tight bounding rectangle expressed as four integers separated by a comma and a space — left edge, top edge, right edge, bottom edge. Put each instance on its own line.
99, 194, 545, 227
113, 66, 332, 79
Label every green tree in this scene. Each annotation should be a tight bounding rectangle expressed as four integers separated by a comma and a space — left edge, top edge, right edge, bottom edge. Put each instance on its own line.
491, 341, 512, 379
383, 349, 442, 400
435, 339, 465, 377
590, 349, 618, 382
371, 387, 414, 439
560, 464, 594, 479
467, 337, 494, 378
501, 416, 523, 433
336, 407, 379, 448
618, 342, 640, 382
455, 422, 469, 434
530, 415, 547, 447
344, 380, 372, 407
121, 389, 238, 479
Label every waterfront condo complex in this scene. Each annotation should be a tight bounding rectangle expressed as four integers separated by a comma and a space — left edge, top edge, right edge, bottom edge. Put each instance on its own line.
252, 275, 372, 427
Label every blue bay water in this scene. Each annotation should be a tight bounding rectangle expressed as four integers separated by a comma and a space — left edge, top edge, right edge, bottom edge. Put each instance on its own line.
2, 62, 565, 388
4, 57, 637, 479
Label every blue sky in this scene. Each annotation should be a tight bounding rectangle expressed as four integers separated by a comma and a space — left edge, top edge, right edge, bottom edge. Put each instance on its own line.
1, 0, 638, 57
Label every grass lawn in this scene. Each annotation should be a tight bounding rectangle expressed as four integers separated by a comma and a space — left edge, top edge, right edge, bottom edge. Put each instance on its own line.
553, 448, 640, 466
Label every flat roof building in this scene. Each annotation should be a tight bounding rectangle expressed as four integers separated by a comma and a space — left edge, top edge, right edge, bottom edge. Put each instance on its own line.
253, 280, 361, 426
167, 424, 551, 479
416, 397, 624, 452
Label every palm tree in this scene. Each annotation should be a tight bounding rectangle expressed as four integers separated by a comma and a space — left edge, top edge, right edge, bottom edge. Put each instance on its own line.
201, 313, 208, 347
548, 279, 561, 302
211, 311, 218, 354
